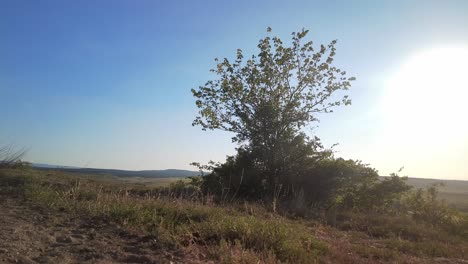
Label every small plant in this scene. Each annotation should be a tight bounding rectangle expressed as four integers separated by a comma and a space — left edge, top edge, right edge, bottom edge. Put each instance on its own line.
0, 144, 27, 168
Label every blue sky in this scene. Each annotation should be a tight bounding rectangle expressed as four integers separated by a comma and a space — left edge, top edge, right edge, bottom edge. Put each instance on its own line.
1, 0, 467, 179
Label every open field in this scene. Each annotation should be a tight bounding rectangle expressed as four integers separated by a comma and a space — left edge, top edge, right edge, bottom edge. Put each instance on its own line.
0, 168, 467, 263
36, 168, 468, 212
73, 170, 468, 212
41, 169, 468, 212
404, 178, 468, 212
31, 169, 188, 189
33, 169, 468, 212
81, 175, 187, 189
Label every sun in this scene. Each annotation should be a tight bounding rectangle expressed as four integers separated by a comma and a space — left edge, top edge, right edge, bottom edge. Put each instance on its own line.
382, 46, 468, 149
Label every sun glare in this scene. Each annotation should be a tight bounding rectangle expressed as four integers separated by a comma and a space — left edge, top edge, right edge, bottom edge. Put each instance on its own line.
383, 46, 468, 149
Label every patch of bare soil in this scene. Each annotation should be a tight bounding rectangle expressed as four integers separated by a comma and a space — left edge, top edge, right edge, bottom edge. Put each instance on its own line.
0, 196, 194, 264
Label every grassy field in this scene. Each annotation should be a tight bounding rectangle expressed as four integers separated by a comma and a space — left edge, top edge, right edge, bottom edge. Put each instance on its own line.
102, 173, 468, 212
55, 170, 468, 212
0, 167, 467, 263
33, 170, 187, 188
50, 170, 468, 212
91, 175, 186, 188
404, 177, 468, 212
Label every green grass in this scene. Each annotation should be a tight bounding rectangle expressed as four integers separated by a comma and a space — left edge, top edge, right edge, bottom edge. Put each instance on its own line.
1, 168, 467, 263
337, 211, 468, 260
0, 168, 326, 263
118, 176, 186, 187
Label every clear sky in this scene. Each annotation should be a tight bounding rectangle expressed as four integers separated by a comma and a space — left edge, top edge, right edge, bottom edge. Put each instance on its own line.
1, 0, 467, 180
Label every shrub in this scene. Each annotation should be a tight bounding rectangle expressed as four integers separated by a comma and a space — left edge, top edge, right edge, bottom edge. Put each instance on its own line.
401, 184, 468, 236
196, 154, 412, 218
0, 144, 27, 168
195, 213, 327, 263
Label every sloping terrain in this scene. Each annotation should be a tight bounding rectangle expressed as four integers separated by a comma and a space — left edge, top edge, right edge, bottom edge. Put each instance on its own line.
0, 197, 194, 264
1, 168, 467, 264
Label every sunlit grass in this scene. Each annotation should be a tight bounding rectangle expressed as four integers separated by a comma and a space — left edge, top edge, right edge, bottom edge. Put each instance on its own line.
1, 168, 467, 263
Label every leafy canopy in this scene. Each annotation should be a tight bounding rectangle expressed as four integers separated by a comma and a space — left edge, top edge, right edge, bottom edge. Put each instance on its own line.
191, 28, 359, 205
192, 28, 355, 146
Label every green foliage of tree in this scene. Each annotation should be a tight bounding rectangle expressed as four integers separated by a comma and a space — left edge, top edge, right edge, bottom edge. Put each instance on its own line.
190, 28, 416, 216
305, 158, 379, 203
336, 173, 412, 211
192, 28, 355, 199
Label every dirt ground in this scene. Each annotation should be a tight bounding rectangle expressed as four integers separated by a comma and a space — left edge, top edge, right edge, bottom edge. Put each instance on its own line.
1, 194, 466, 264
0, 196, 193, 264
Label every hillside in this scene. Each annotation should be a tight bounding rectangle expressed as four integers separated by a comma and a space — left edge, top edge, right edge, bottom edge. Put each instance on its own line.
379, 176, 468, 212
405, 177, 468, 212
1, 168, 467, 263
32, 164, 200, 178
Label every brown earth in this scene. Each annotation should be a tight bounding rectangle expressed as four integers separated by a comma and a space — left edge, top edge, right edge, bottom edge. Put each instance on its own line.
0, 196, 196, 264
1, 194, 466, 264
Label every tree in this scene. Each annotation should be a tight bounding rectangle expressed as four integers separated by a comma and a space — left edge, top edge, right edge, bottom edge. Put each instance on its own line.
192, 28, 355, 200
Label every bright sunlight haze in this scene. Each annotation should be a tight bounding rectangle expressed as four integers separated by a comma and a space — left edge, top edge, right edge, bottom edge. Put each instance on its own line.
381, 47, 468, 180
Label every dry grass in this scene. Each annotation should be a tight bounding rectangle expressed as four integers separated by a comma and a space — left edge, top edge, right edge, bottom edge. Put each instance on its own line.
1, 167, 467, 263
0, 168, 326, 263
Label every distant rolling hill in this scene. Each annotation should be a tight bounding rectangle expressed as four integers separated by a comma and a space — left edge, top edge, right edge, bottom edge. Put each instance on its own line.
404, 177, 468, 212
32, 163, 200, 178
382, 176, 468, 212
403, 177, 468, 193
32, 163, 81, 169
30, 164, 468, 211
